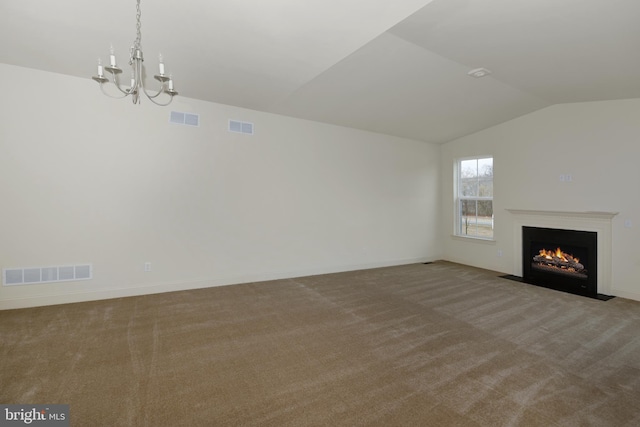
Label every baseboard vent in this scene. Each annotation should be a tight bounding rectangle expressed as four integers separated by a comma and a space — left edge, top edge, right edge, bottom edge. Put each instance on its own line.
3, 264, 93, 286
170, 111, 199, 127
229, 120, 254, 135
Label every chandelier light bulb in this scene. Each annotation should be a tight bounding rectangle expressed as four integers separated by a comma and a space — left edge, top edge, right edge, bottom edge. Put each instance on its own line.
109, 44, 116, 67
159, 53, 165, 76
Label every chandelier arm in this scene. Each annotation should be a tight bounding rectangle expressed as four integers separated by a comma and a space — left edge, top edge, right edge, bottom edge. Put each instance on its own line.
99, 82, 129, 99
141, 84, 167, 99
109, 72, 133, 96
143, 91, 176, 107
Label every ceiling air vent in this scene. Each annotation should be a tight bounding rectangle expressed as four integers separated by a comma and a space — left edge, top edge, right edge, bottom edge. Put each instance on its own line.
467, 67, 492, 78
229, 120, 254, 135
170, 111, 199, 127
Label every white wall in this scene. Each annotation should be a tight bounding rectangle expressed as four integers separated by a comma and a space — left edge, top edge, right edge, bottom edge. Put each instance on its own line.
0, 64, 442, 309
440, 99, 640, 301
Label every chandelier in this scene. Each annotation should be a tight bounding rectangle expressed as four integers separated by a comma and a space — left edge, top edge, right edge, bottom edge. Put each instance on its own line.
92, 0, 177, 105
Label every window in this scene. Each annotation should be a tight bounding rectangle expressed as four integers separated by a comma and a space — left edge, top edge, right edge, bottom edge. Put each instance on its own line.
456, 156, 493, 239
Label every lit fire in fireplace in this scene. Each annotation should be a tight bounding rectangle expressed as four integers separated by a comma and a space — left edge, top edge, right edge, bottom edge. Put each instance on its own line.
533, 247, 585, 274
538, 247, 578, 263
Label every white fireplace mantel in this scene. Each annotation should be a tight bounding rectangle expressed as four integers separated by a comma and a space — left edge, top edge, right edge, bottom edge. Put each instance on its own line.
506, 209, 618, 295
506, 209, 618, 220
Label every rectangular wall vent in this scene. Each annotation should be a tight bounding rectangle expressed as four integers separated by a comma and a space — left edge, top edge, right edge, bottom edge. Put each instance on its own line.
3, 264, 93, 286
229, 120, 254, 135
170, 111, 200, 127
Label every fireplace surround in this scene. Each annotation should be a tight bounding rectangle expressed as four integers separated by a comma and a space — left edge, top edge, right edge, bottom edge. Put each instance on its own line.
507, 209, 617, 297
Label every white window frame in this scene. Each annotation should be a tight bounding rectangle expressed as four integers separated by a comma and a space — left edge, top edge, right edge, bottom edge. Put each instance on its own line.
454, 156, 494, 240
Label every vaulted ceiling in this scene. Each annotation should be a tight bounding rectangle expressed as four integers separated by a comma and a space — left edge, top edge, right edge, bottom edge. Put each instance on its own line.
1, 0, 638, 143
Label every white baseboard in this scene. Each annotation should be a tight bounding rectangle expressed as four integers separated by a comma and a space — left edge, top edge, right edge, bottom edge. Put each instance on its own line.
607, 288, 640, 303
0, 256, 438, 310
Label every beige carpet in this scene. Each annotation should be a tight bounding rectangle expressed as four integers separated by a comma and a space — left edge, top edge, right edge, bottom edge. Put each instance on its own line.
2, 261, 640, 426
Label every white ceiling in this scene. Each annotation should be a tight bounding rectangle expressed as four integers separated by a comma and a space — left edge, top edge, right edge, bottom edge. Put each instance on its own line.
1, 0, 639, 143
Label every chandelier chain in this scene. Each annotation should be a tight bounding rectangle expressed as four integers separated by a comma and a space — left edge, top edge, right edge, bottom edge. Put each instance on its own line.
134, 0, 142, 50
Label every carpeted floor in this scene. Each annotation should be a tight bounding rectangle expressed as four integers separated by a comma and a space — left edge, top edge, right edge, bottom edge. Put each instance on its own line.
2, 261, 640, 426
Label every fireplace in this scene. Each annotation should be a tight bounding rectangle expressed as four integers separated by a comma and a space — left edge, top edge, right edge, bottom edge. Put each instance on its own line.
506, 209, 617, 298
522, 226, 597, 298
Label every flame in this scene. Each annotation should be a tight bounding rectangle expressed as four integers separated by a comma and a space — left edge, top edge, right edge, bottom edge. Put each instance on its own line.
554, 247, 567, 262
538, 247, 579, 263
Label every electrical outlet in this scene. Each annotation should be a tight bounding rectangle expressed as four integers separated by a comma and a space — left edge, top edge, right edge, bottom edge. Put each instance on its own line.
144, 262, 151, 272
624, 219, 633, 228
497, 249, 503, 257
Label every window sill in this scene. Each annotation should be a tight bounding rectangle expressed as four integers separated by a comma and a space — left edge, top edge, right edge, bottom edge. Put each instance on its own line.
450, 235, 496, 244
